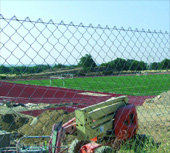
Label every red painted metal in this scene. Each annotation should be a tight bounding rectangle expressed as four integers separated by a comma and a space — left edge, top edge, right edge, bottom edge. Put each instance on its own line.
62, 117, 76, 134
81, 142, 102, 153
49, 118, 77, 153
114, 104, 138, 140
49, 123, 64, 153
48, 104, 138, 152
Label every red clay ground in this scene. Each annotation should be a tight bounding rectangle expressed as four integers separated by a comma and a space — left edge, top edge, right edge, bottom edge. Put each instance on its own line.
0, 81, 154, 116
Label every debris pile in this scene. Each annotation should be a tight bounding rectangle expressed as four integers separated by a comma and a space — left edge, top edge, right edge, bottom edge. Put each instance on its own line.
143, 90, 170, 108
17, 110, 75, 144
0, 113, 29, 132
137, 90, 170, 143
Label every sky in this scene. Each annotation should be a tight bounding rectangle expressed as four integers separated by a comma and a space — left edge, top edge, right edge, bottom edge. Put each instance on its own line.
0, 0, 169, 31
0, 0, 170, 66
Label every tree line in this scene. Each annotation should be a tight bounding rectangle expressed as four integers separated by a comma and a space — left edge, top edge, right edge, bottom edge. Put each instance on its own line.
78, 54, 170, 72
0, 54, 169, 75
0, 64, 77, 75
0, 65, 51, 74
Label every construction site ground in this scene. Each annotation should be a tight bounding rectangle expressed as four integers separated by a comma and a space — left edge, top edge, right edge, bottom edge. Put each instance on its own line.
0, 90, 169, 151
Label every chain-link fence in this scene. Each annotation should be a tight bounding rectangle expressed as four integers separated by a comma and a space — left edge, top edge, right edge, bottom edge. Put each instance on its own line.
0, 14, 170, 152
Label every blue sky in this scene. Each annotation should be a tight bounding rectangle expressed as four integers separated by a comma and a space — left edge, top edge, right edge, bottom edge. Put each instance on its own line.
1, 0, 169, 32
0, 0, 169, 65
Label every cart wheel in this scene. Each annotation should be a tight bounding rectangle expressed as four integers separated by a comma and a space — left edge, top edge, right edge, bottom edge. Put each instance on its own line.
95, 146, 113, 153
68, 139, 90, 153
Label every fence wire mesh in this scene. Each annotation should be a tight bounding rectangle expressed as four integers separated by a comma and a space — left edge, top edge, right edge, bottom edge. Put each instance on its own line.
0, 14, 170, 152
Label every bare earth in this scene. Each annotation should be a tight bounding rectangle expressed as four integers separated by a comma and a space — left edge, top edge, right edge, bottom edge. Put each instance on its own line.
137, 90, 170, 151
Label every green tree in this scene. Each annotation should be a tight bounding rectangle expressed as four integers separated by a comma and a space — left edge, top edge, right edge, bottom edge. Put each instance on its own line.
78, 54, 97, 71
150, 59, 170, 70
101, 58, 147, 72
102, 58, 129, 71
53, 64, 66, 69
138, 61, 147, 70
126, 59, 147, 71
159, 59, 170, 70
150, 62, 160, 70
126, 59, 138, 71
0, 65, 10, 73
112, 58, 128, 71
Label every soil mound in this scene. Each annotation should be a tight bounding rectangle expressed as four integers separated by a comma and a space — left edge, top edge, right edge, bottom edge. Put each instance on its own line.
18, 110, 75, 144
143, 90, 170, 108
0, 113, 29, 132
19, 109, 74, 136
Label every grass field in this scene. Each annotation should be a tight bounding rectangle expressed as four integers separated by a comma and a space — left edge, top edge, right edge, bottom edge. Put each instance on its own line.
13, 74, 170, 96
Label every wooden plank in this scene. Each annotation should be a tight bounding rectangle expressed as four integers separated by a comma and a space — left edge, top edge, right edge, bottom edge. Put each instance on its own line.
75, 96, 128, 140
80, 96, 127, 112
75, 110, 87, 126
87, 119, 114, 139
90, 113, 115, 128
88, 101, 125, 120
95, 119, 114, 136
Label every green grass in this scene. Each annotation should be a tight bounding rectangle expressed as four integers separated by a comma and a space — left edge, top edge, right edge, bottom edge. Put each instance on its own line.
13, 74, 170, 96
118, 134, 163, 153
